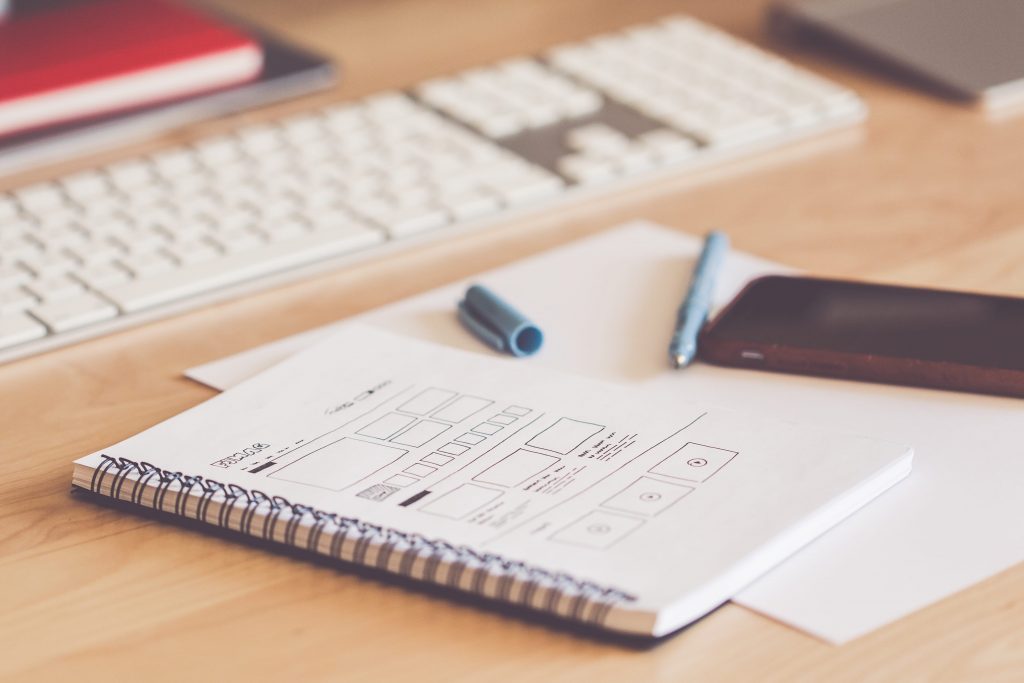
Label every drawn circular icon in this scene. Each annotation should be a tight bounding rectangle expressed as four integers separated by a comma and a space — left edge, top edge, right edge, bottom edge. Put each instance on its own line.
587, 523, 612, 534
639, 492, 662, 502
687, 458, 708, 467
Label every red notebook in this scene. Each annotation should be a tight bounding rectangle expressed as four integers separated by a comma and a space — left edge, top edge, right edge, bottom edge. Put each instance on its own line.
0, 0, 263, 137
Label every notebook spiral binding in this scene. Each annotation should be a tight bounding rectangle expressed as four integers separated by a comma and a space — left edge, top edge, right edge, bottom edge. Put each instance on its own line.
88, 455, 635, 626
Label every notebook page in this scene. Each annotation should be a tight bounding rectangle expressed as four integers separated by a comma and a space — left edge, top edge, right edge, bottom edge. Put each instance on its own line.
81, 324, 910, 634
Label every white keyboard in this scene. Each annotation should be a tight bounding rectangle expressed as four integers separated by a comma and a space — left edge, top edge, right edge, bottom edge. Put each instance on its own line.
0, 15, 864, 363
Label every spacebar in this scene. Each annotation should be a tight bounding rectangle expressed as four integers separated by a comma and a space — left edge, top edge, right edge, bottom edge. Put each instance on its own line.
100, 227, 385, 313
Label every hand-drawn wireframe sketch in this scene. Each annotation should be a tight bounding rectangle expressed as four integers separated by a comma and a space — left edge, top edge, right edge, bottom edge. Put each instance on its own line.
437, 442, 470, 456
649, 442, 738, 483
421, 483, 503, 519
600, 476, 693, 516
473, 449, 559, 487
357, 413, 416, 440
527, 417, 604, 454
398, 388, 457, 415
471, 422, 503, 436
270, 438, 408, 491
422, 453, 454, 466
550, 510, 645, 549
433, 395, 494, 422
404, 463, 436, 478
356, 483, 400, 501
390, 420, 451, 447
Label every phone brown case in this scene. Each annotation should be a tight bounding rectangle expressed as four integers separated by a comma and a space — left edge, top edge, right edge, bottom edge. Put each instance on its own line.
699, 276, 1024, 399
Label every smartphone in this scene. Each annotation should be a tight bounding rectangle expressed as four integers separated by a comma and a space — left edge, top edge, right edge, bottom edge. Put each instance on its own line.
699, 275, 1024, 398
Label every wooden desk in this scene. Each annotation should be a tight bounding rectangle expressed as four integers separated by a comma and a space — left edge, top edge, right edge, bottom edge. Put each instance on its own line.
2, 0, 1022, 680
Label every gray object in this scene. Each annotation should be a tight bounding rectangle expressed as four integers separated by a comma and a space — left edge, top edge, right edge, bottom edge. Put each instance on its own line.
773, 0, 1024, 109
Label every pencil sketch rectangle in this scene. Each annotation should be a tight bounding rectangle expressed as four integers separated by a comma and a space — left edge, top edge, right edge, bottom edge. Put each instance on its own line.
421, 484, 502, 519
399, 388, 457, 415
270, 438, 407, 491
391, 420, 450, 448
527, 418, 603, 454
473, 449, 559, 487
357, 413, 416, 440
433, 396, 493, 422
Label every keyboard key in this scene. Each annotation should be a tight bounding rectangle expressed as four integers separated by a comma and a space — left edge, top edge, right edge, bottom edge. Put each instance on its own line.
695, 116, 782, 148
210, 228, 265, 253
105, 160, 154, 191
278, 114, 326, 145
0, 312, 47, 349
148, 150, 199, 179
32, 225, 88, 250
78, 196, 130, 223
438, 191, 501, 221
521, 105, 561, 128
494, 175, 565, 205
478, 112, 526, 138
14, 183, 68, 214
258, 197, 304, 223
616, 148, 657, 175
208, 207, 259, 233
0, 265, 32, 288
322, 104, 366, 132
118, 251, 177, 278
100, 225, 383, 312
0, 196, 20, 221
566, 124, 631, 155
637, 129, 698, 163
163, 172, 210, 199
380, 207, 449, 237
561, 90, 603, 117
115, 228, 169, 255
70, 241, 125, 266
60, 172, 111, 203
26, 274, 85, 301
165, 239, 221, 265
0, 287, 37, 314
363, 91, 418, 119
18, 252, 79, 277
73, 262, 132, 288
34, 208, 85, 231
0, 234, 41, 262
557, 154, 617, 184
29, 292, 118, 333
192, 135, 244, 166
236, 124, 284, 154
262, 219, 308, 242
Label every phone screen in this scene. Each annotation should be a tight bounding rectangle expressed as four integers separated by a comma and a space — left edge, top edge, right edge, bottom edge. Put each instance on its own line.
706, 276, 1024, 371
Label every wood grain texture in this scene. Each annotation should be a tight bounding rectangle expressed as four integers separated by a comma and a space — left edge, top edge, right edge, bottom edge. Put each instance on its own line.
1, 0, 1023, 680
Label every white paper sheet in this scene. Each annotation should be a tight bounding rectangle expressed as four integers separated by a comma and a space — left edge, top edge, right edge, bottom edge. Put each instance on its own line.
186, 222, 1024, 643
84, 325, 911, 637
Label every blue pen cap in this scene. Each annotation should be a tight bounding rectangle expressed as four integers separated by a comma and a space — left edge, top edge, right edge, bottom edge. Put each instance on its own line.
457, 284, 543, 357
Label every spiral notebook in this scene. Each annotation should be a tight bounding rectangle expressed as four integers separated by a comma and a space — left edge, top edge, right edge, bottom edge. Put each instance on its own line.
72, 325, 912, 637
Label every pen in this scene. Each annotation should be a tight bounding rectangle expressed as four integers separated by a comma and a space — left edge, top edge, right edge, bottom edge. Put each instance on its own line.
669, 230, 729, 369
